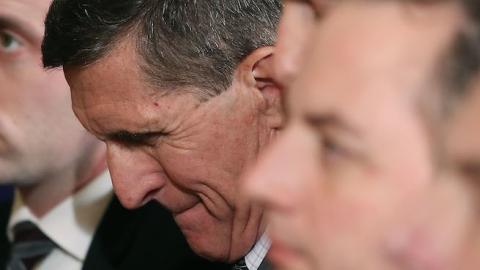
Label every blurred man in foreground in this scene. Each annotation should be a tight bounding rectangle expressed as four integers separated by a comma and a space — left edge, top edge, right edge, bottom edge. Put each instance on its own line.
245, 0, 480, 269
0, 0, 229, 269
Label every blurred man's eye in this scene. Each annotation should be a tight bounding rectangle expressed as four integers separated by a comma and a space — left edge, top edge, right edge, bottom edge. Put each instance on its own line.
319, 133, 368, 169
322, 136, 349, 162
459, 162, 480, 184
0, 30, 22, 53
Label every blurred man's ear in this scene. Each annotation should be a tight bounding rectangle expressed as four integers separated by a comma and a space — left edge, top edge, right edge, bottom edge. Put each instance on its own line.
235, 46, 284, 130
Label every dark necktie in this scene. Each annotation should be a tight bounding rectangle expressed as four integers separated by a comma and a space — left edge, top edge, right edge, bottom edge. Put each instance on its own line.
232, 258, 249, 270
7, 221, 56, 270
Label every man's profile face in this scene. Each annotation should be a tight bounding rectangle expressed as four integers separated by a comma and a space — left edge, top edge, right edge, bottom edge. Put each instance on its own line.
245, 1, 463, 270
65, 38, 271, 261
0, 0, 94, 185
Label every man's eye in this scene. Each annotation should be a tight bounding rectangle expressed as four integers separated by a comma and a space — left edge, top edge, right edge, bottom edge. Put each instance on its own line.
110, 131, 167, 147
0, 31, 22, 53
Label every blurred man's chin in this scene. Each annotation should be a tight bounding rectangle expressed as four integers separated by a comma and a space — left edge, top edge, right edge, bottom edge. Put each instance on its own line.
0, 165, 37, 186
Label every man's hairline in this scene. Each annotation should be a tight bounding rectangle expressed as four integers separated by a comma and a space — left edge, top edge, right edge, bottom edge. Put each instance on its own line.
61, 27, 233, 104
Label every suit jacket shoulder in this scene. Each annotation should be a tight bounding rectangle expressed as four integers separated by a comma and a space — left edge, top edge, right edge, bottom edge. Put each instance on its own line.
83, 196, 231, 270
0, 198, 12, 270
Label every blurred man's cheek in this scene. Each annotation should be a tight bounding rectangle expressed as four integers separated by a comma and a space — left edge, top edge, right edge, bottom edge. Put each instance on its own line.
383, 177, 474, 270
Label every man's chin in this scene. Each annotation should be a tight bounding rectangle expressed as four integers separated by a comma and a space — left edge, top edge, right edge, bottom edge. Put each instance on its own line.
183, 233, 230, 261
182, 230, 253, 263
173, 202, 259, 262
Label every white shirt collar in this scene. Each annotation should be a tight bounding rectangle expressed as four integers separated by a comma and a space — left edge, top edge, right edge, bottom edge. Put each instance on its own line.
8, 170, 113, 261
245, 234, 271, 270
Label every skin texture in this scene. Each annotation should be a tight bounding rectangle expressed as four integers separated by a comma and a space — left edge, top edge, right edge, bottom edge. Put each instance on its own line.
244, 1, 464, 270
64, 37, 282, 262
0, 0, 105, 217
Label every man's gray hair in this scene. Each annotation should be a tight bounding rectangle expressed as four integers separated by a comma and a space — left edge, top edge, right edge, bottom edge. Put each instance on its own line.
42, 0, 282, 97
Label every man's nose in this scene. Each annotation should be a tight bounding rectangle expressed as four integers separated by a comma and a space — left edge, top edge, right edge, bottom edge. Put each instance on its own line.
106, 143, 166, 209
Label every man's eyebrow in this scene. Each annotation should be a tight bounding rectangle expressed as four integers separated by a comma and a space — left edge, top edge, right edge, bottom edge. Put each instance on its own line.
0, 15, 41, 45
304, 113, 361, 136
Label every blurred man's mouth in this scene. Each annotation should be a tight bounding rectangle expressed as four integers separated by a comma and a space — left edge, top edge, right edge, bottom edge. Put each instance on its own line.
268, 237, 306, 269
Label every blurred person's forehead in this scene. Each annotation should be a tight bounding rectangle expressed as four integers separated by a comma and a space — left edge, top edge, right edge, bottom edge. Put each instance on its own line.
290, 0, 464, 95
0, 0, 51, 44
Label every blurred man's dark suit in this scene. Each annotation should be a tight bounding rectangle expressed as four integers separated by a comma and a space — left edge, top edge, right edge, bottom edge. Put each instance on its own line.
0, 196, 230, 270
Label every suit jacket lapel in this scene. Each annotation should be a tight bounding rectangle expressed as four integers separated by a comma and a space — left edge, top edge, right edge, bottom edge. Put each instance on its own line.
82, 197, 137, 270
257, 259, 273, 270
83, 196, 232, 270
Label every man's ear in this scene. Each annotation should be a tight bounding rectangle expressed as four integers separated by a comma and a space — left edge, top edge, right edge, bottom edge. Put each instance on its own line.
235, 46, 284, 130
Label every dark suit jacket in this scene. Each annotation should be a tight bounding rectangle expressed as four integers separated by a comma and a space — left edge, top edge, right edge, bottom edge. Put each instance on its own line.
258, 259, 272, 270
0, 196, 230, 270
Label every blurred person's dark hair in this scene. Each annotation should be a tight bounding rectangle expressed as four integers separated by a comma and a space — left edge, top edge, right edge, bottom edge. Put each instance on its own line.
440, 0, 480, 103
42, 0, 281, 98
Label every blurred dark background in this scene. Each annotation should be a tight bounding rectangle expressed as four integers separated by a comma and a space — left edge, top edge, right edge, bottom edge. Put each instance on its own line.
0, 185, 13, 202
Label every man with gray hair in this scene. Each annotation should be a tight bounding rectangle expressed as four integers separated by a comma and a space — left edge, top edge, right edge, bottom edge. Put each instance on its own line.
42, 1, 282, 269
0, 0, 233, 269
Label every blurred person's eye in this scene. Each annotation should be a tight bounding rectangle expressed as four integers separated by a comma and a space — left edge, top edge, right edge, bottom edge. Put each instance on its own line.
321, 135, 351, 163
318, 129, 369, 168
0, 30, 22, 53
458, 161, 480, 185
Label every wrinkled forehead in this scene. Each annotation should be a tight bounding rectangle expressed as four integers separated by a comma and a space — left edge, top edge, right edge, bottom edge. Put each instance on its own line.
289, 0, 465, 113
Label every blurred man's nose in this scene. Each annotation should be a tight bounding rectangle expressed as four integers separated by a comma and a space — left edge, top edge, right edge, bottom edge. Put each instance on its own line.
106, 143, 166, 209
273, 2, 315, 88
244, 127, 305, 210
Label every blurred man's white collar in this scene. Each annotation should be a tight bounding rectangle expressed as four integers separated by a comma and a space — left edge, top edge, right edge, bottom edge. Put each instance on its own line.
7, 170, 113, 261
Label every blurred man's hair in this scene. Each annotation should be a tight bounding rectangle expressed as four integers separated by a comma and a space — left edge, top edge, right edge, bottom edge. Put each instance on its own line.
440, 0, 480, 105
42, 0, 281, 97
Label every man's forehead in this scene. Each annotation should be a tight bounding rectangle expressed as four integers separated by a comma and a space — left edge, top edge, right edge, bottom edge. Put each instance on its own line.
65, 40, 152, 99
